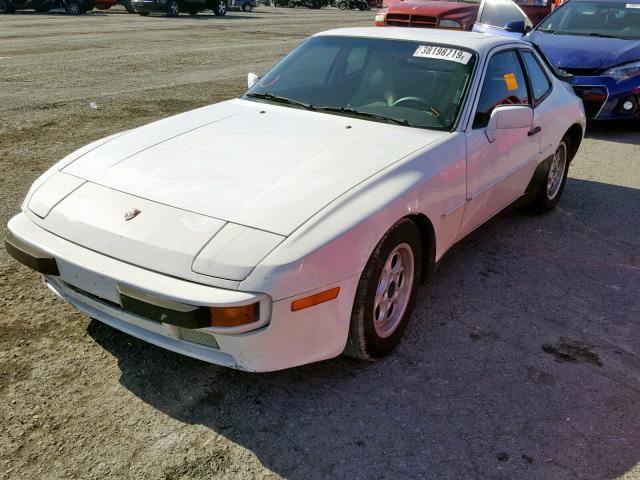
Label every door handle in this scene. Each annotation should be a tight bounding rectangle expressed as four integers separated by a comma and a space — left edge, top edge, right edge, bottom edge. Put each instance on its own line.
528, 126, 542, 137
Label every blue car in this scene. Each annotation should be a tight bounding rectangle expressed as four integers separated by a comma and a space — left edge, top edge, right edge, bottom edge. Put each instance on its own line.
473, 0, 640, 120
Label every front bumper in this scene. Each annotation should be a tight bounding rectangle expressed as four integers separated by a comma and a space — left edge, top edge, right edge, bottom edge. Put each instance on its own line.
570, 75, 640, 121
6, 213, 358, 372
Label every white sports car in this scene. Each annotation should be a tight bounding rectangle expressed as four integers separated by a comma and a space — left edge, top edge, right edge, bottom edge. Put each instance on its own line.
6, 28, 585, 372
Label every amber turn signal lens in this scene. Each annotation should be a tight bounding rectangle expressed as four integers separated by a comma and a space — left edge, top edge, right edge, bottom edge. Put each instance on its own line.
291, 287, 340, 312
210, 303, 260, 327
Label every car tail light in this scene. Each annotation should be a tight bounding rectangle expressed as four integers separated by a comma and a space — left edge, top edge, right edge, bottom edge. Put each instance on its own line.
210, 303, 260, 327
291, 287, 340, 312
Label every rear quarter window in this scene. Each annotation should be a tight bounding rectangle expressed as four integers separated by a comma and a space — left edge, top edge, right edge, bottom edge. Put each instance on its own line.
522, 50, 552, 103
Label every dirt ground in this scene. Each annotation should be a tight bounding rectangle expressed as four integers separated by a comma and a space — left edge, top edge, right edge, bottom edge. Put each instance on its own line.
1, 7, 640, 480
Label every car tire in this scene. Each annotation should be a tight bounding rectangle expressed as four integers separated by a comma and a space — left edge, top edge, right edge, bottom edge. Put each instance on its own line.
211, 0, 226, 14
241, 1, 251, 10
166, 0, 179, 15
337, 0, 346, 9
344, 219, 423, 361
122, 0, 135, 11
528, 135, 571, 214
65, 0, 83, 14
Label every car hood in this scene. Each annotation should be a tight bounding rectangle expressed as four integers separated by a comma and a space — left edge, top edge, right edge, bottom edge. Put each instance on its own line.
62, 99, 446, 236
527, 31, 640, 70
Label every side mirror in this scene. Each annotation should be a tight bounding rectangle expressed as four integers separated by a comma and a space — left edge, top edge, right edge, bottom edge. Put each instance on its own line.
504, 20, 525, 33
485, 105, 533, 143
247, 72, 260, 89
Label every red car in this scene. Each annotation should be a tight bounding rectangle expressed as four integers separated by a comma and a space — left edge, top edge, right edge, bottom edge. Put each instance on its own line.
374, 0, 556, 30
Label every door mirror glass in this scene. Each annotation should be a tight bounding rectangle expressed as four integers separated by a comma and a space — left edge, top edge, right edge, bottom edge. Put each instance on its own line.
247, 72, 260, 89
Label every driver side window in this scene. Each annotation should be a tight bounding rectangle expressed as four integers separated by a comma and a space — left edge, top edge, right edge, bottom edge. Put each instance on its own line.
473, 50, 529, 129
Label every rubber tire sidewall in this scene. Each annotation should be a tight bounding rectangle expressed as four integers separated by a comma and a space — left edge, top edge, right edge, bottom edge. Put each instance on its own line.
166, 0, 179, 16
529, 135, 572, 214
211, 0, 226, 14
345, 219, 423, 360
65, 0, 82, 14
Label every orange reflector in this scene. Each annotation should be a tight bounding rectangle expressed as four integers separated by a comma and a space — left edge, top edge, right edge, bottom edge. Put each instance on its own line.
291, 287, 340, 312
210, 303, 260, 327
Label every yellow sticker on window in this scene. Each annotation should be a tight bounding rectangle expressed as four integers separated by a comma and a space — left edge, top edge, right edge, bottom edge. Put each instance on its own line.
504, 73, 518, 91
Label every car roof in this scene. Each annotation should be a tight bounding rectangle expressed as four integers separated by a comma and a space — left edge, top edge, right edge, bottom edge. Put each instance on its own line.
314, 27, 525, 54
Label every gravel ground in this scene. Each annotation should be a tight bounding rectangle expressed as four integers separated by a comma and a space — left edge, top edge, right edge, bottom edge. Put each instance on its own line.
1, 8, 639, 480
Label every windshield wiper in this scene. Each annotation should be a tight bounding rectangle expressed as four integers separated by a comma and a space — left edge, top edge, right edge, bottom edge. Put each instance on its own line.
315, 107, 411, 127
245, 92, 315, 110
588, 32, 622, 39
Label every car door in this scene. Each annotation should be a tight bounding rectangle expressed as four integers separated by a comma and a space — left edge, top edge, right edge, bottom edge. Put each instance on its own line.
458, 47, 542, 239
472, 0, 533, 37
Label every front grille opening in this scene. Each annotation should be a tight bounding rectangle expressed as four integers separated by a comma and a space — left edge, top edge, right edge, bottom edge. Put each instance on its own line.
179, 328, 220, 349
63, 281, 161, 325
386, 13, 437, 27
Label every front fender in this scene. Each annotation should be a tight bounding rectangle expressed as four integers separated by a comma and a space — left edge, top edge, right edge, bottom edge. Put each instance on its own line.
240, 133, 467, 301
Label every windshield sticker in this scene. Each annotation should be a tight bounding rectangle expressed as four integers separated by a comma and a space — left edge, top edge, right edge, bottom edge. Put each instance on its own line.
413, 45, 472, 65
627, 3, 640, 8
504, 73, 518, 91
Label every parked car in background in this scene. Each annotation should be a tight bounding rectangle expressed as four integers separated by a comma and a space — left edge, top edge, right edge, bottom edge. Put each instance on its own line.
273, 0, 322, 7
475, 0, 640, 120
229, 0, 254, 10
6, 28, 585, 371
88, 0, 120, 10
375, 0, 555, 29
0, 0, 114, 14
131, 0, 227, 15
375, 0, 480, 29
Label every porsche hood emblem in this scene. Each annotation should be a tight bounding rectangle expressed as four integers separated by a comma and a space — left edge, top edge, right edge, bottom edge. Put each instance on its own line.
124, 208, 142, 221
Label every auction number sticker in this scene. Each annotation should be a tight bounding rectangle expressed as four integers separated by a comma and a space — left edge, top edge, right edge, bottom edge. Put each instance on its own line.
413, 45, 473, 65
626, 3, 640, 8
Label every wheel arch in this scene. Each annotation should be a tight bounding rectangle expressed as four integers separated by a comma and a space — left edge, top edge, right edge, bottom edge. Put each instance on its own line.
566, 123, 583, 163
404, 213, 437, 285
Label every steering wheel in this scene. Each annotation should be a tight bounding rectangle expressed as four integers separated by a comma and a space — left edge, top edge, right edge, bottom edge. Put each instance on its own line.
392, 96, 431, 109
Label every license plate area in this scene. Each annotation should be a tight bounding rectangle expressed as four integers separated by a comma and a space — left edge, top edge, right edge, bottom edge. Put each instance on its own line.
56, 259, 121, 305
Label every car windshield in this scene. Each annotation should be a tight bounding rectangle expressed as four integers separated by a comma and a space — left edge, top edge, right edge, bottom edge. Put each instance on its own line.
537, 1, 640, 39
244, 36, 477, 131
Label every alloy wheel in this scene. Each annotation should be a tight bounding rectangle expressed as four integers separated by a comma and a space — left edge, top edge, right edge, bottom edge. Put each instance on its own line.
547, 141, 567, 200
373, 243, 415, 339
